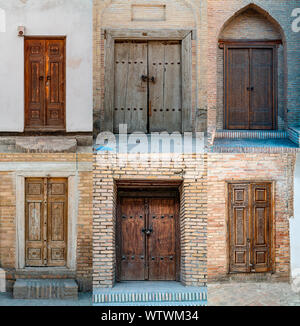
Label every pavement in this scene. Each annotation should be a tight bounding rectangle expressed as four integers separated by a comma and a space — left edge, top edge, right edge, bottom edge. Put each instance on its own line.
208, 283, 300, 306
0, 292, 92, 306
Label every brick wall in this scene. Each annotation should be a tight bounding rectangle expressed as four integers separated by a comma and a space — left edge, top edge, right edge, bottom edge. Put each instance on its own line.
207, 153, 296, 282
93, 0, 207, 135
0, 154, 93, 292
93, 153, 207, 288
207, 0, 300, 137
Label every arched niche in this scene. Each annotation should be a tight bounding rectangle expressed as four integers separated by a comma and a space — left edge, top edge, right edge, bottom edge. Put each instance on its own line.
216, 5, 286, 131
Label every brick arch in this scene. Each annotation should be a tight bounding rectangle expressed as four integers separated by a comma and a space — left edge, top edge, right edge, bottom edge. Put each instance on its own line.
217, 3, 285, 43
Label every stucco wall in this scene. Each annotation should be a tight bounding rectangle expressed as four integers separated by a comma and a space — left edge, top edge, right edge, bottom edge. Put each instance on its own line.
291, 153, 300, 280
0, 0, 93, 132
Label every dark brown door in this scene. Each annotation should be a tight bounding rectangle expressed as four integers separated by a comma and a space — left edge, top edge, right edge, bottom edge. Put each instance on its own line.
25, 38, 65, 130
113, 41, 182, 134
229, 183, 272, 273
225, 46, 275, 130
25, 178, 68, 267
117, 197, 179, 281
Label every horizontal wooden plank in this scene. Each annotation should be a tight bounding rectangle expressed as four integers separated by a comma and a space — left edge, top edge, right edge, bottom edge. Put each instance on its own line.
104, 29, 193, 40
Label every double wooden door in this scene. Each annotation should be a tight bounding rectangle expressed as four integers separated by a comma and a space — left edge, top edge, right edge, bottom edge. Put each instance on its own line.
117, 197, 179, 281
25, 38, 65, 130
114, 41, 182, 134
25, 178, 68, 267
225, 46, 276, 130
229, 183, 272, 273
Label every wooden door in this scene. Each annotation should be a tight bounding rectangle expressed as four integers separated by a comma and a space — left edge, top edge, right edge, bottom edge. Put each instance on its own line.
148, 41, 182, 133
114, 41, 148, 134
229, 183, 271, 273
25, 178, 68, 267
250, 49, 274, 129
113, 41, 182, 134
225, 46, 275, 130
25, 38, 65, 130
226, 49, 250, 130
117, 196, 179, 281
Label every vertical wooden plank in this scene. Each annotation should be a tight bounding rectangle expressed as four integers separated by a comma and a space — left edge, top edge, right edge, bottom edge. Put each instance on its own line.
118, 198, 146, 281
251, 183, 271, 272
25, 178, 45, 267
149, 41, 182, 133
148, 198, 176, 281
47, 178, 68, 267
225, 48, 250, 129
45, 39, 65, 129
102, 33, 115, 132
250, 48, 274, 129
182, 33, 192, 132
113, 41, 148, 133
24, 39, 46, 129
229, 184, 250, 273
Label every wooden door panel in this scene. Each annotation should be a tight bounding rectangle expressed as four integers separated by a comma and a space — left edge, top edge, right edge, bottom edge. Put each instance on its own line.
229, 183, 272, 274
47, 178, 68, 267
149, 41, 182, 133
25, 40, 46, 128
250, 49, 274, 129
25, 179, 45, 267
148, 198, 176, 280
226, 48, 250, 129
45, 40, 65, 128
251, 184, 271, 272
25, 178, 67, 268
118, 198, 146, 281
229, 184, 250, 273
114, 42, 148, 134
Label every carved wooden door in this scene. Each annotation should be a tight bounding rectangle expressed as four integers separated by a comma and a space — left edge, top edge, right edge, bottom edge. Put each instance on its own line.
117, 197, 179, 281
25, 178, 68, 267
25, 38, 65, 130
229, 183, 271, 273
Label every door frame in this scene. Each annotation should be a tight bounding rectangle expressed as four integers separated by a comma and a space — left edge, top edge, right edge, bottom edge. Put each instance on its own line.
226, 181, 275, 274
116, 188, 181, 282
102, 29, 194, 133
15, 172, 77, 271
24, 36, 66, 132
220, 40, 280, 130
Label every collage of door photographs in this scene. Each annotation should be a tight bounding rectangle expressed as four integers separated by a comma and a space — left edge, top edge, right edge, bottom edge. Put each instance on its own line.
0, 0, 300, 311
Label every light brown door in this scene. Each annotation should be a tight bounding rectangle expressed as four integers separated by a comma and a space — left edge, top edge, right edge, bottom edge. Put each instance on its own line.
229, 183, 272, 273
25, 178, 68, 267
225, 46, 275, 130
117, 197, 179, 281
25, 38, 65, 130
113, 41, 182, 133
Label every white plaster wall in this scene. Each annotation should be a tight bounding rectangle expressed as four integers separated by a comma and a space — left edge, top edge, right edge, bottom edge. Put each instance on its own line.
0, 0, 92, 132
291, 153, 300, 283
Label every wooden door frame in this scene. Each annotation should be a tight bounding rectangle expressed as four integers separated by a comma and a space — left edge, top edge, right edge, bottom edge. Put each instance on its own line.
116, 188, 181, 282
15, 173, 77, 271
24, 36, 66, 132
220, 40, 281, 131
226, 181, 275, 275
102, 29, 195, 133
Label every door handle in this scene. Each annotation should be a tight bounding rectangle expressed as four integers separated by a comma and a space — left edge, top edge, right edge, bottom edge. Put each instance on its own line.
39, 76, 44, 81
247, 87, 254, 91
47, 76, 51, 81
141, 75, 148, 82
150, 76, 156, 83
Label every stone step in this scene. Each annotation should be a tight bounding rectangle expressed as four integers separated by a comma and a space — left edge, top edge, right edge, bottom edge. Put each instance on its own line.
93, 282, 207, 306
13, 279, 78, 300
215, 130, 288, 139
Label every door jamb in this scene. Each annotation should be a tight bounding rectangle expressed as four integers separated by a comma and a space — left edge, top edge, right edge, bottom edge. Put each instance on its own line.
102, 29, 194, 133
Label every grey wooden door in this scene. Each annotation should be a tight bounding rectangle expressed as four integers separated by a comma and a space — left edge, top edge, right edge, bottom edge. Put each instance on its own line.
114, 41, 148, 134
113, 41, 182, 133
148, 41, 182, 133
